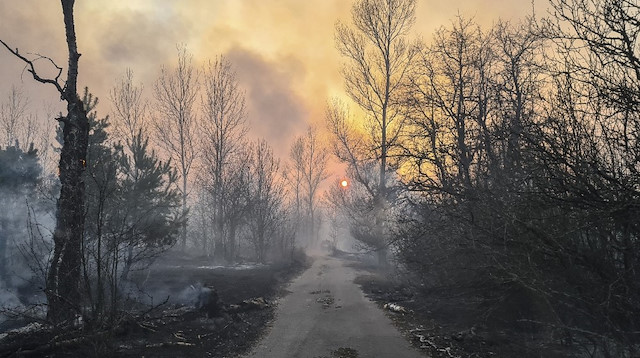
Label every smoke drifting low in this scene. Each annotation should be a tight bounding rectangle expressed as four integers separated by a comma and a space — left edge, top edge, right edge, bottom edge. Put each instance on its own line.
0, 185, 52, 325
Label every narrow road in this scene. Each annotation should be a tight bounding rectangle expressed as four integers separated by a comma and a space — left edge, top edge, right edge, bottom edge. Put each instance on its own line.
245, 256, 424, 358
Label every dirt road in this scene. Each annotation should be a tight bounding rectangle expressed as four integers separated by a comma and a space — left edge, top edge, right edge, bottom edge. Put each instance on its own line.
245, 256, 424, 358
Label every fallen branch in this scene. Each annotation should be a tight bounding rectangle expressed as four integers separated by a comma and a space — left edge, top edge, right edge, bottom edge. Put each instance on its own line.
145, 341, 195, 348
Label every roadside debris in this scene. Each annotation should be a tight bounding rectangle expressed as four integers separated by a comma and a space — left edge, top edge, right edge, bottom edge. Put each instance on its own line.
309, 289, 331, 295
411, 329, 438, 350
383, 302, 409, 314
196, 263, 267, 270
317, 346, 360, 358
145, 341, 196, 348
331, 346, 359, 357
410, 328, 463, 358
316, 295, 336, 308
227, 297, 270, 312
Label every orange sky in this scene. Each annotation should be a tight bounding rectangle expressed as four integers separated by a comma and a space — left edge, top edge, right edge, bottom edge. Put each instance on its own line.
0, 0, 542, 159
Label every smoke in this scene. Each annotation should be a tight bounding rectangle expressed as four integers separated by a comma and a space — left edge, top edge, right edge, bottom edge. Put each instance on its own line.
0, 156, 54, 326
78, 3, 193, 96
225, 47, 308, 158
0, 286, 22, 312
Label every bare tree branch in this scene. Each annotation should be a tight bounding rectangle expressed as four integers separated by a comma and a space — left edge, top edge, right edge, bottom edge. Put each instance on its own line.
0, 39, 65, 95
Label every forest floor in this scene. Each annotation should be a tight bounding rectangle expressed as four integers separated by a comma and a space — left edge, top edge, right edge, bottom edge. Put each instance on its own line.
349, 257, 574, 358
0, 253, 310, 357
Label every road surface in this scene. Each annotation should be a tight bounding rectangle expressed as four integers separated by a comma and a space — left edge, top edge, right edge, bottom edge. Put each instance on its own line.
245, 256, 425, 358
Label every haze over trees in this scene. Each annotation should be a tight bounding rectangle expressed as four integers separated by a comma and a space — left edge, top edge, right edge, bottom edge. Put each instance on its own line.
0, 0, 639, 356
286, 126, 329, 247
152, 46, 200, 251
0, 0, 307, 330
199, 56, 248, 262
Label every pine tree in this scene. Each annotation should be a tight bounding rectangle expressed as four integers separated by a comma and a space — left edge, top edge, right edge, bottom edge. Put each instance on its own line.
79, 89, 183, 325
118, 129, 183, 279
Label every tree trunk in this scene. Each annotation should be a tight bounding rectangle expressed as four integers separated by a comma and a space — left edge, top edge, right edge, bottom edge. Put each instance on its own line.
45, 0, 90, 324
0, 219, 7, 284
216, 196, 225, 262
228, 223, 237, 263
181, 185, 187, 251
47, 101, 89, 323
121, 243, 134, 281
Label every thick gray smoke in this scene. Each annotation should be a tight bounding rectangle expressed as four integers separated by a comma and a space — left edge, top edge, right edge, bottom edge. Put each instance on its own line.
0, 181, 54, 326
225, 47, 309, 158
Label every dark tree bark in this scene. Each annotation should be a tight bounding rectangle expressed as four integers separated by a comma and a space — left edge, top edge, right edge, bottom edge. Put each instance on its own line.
1, 0, 89, 323
46, 0, 90, 324
0, 219, 7, 284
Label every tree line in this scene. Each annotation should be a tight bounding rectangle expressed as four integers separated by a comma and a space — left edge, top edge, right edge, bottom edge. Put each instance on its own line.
3, 0, 639, 355
0, 0, 328, 329
330, 0, 640, 355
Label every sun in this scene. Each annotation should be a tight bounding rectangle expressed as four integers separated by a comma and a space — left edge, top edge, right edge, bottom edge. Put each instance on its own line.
340, 180, 348, 188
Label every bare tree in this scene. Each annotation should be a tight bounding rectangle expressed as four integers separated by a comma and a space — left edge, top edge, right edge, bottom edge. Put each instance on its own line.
109, 69, 148, 220
1, 0, 90, 323
37, 105, 59, 179
152, 45, 199, 250
287, 126, 329, 246
285, 138, 304, 235
334, 0, 418, 264
109, 68, 147, 150
407, 16, 496, 195
493, 19, 542, 174
336, 0, 418, 192
529, 1, 640, 351
0, 86, 38, 149
326, 98, 391, 262
392, 6, 640, 353
246, 140, 285, 264
200, 56, 247, 262
221, 150, 252, 261
326, 99, 377, 193
109, 69, 164, 280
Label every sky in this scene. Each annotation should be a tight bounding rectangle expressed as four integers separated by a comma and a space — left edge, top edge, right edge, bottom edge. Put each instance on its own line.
0, 0, 542, 160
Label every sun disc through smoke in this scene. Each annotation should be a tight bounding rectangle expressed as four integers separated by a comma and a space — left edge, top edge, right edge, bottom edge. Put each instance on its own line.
341, 180, 348, 188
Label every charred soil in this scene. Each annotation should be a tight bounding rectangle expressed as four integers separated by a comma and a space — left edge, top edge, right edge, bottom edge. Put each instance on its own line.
0, 254, 310, 357
350, 260, 575, 358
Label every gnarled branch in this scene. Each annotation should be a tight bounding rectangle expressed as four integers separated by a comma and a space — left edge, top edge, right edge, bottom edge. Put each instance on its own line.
0, 38, 65, 95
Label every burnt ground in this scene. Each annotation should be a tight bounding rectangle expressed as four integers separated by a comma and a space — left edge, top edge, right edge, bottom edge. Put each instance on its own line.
0, 253, 310, 358
348, 259, 575, 358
